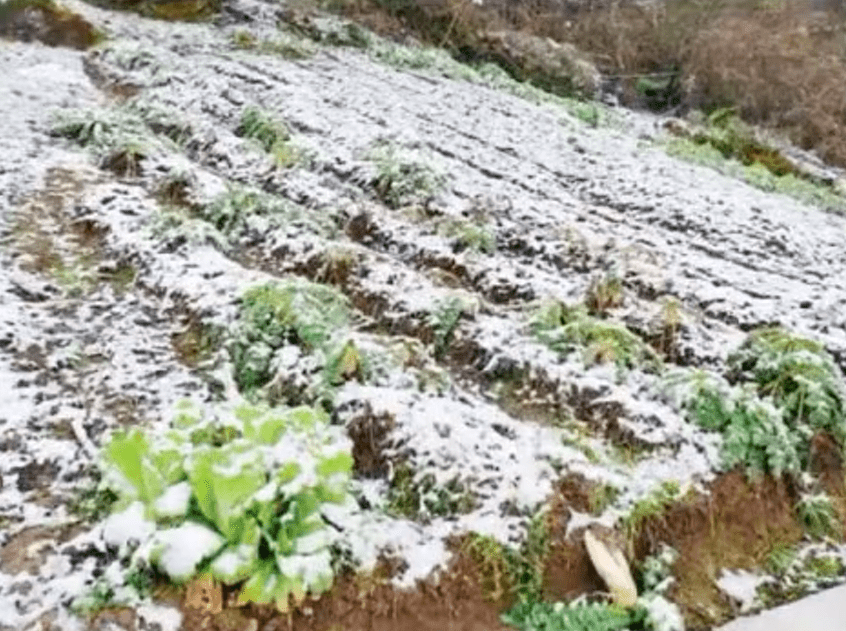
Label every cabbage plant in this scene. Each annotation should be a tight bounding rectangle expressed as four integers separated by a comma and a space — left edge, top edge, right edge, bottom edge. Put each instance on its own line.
100, 401, 353, 611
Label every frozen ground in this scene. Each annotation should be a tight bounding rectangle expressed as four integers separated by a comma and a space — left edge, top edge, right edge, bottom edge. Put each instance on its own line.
1, 1, 846, 628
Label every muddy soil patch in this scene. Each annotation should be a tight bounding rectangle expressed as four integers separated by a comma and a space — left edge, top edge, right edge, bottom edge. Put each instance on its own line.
172, 550, 513, 631
634, 470, 806, 629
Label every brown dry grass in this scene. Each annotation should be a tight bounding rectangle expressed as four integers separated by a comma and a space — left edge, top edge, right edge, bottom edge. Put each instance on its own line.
685, 4, 846, 166
321, 0, 846, 167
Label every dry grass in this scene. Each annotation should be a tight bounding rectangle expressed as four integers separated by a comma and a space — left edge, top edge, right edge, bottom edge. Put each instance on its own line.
685, 4, 846, 166
318, 0, 846, 167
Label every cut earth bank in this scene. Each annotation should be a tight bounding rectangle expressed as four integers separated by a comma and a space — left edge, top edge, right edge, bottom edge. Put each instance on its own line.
2, 1, 846, 630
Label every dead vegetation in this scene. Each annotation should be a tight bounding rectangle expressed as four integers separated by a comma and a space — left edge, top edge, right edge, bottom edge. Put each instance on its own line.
318, 0, 846, 169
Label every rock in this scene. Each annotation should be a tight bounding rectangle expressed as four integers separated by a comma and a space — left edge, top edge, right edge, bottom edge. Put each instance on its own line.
477, 30, 600, 99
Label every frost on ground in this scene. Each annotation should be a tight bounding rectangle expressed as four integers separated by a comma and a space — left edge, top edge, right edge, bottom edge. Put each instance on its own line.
2, 0, 846, 629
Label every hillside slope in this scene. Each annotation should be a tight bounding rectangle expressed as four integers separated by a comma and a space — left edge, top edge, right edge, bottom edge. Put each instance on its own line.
2, 1, 846, 629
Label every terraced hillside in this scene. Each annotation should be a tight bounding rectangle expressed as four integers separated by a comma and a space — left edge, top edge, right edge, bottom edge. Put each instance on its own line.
2, 1, 846, 630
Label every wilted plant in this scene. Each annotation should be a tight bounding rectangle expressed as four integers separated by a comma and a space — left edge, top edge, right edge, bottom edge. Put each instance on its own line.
313, 247, 359, 288
101, 139, 147, 177
585, 274, 624, 316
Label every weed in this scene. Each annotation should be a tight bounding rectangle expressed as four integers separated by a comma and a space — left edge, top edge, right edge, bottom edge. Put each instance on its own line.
367, 142, 445, 208
323, 339, 368, 386
585, 274, 624, 316
765, 543, 797, 575
427, 295, 472, 359
68, 483, 119, 522
438, 217, 496, 254
588, 483, 620, 515
196, 186, 332, 240
156, 171, 194, 208
758, 543, 846, 608
386, 461, 476, 521
562, 433, 601, 464
171, 318, 222, 369
508, 511, 550, 600
638, 544, 679, 595
236, 107, 304, 167
462, 533, 511, 601
656, 297, 683, 361
531, 301, 660, 371
232, 28, 256, 48
796, 492, 839, 540
313, 247, 359, 288
621, 480, 686, 551
570, 101, 600, 127
101, 138, 147, 177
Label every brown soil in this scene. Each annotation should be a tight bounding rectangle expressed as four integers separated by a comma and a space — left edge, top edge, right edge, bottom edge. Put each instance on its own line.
634, 471, 805, 629
541, 466, 846, 630
171, 549, 514, 631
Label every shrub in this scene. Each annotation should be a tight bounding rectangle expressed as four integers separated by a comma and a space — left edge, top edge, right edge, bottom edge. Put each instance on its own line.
98, 401, 353, 611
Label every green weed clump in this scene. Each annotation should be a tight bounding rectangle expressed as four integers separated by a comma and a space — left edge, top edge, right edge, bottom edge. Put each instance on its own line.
758, 543, 846, 609
428, 295, 474, 359
666, 326, 846, 479
52, 108, 152, 173
237, 107, 305, 167
95, 401, 353, 611
198, 186, 332, 238
502, 598, 642, 631
438, 217, 496, 254
464, 511, 551, 603
795, 492, 840, 541
367, 142, 445, 208
531, 302, 660, 371
386, 462, 476, 521
230, 280, 354, 401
